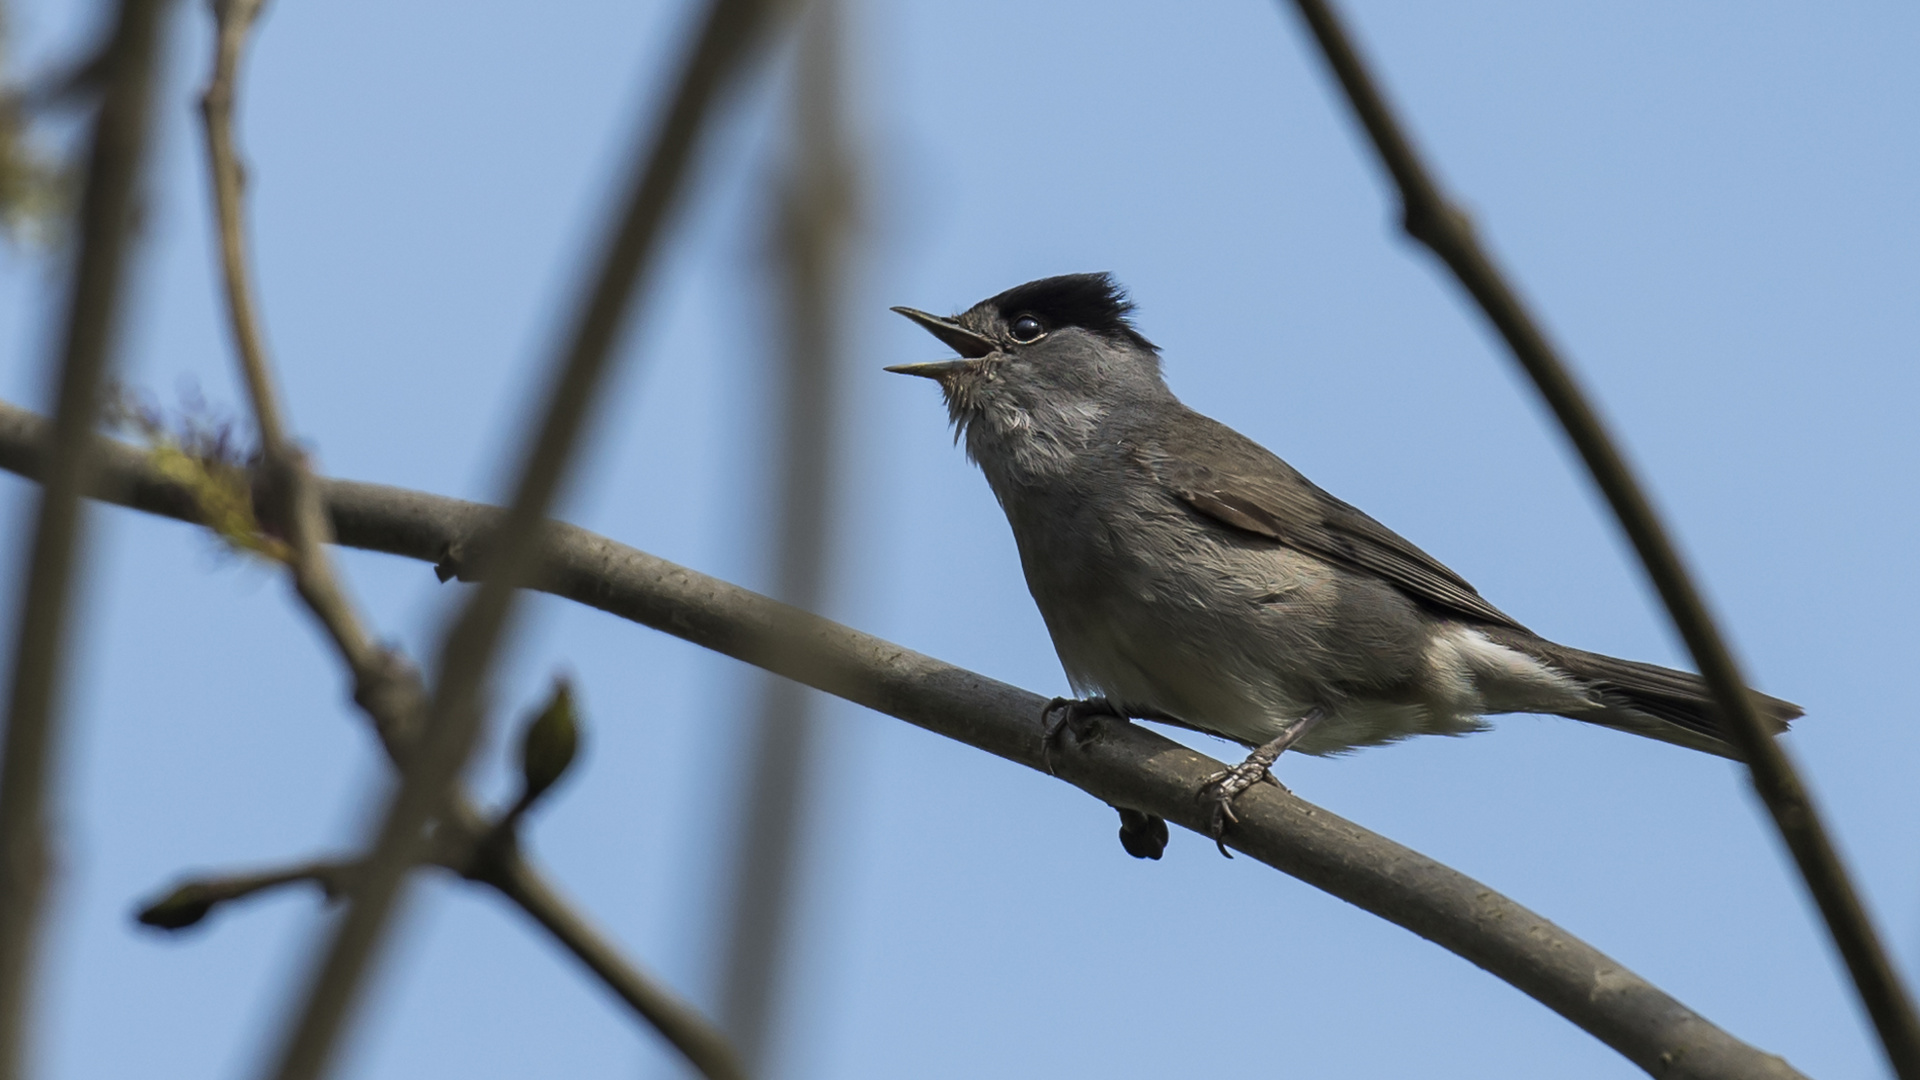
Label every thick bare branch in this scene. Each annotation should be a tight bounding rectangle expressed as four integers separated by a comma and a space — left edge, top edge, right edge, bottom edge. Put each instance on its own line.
0, 3, 170, 1076
1276, 2, 1920, 1074
259, 0, 789, 1076
0, 402, 1809, 1080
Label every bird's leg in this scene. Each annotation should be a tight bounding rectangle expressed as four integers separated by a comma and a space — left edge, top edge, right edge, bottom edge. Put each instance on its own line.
1040, 696, 1124, 775
1198, 708, 1325, 858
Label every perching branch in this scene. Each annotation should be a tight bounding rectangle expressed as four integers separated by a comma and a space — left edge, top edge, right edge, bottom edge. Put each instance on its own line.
1276, 2, 1920, 1075
0, 402, 1809, 1080
0, 3, 170, 1077
189, 8, 741, 1078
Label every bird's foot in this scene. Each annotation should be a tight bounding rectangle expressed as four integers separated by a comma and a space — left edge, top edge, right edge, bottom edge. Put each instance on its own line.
1114, 807, 1169, 860
1197, 758, 1282, 858
1040, 696, 1123, 775
1196, 708, 1325, 858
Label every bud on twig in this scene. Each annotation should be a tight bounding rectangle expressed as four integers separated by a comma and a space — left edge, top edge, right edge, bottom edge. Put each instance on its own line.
516, 677, 581, 813
136, 882, 220, 930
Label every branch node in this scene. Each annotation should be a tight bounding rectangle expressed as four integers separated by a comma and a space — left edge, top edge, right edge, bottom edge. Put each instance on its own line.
433, 540, 468, 583
1399, 194, 1472, 255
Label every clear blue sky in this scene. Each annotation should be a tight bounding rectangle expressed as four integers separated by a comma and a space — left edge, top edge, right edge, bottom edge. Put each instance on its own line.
2, 1, 1917, 1078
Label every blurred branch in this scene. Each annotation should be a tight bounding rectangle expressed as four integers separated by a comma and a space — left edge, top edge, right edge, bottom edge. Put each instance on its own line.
0, 2, 170, 1077
459, 680, 733, 1080
1276, 1, 1920, 1075
0, 405, 1809, 1080
125, 831, 743, 1080
716, 0, 857, 1066
186, 6, 743, 1078
0, 4, 79, 247
0, 4, 119, 115
258, 0, 789, 1073
136, 860, 356, 931
464, 840, 744, 1080
0, 99, 68, 245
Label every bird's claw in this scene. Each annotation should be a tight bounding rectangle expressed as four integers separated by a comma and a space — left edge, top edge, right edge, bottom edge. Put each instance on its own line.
1039, 696, 1119, 775
1040, 698, 1073, 774
1195, 709, 1321, 855
1197, 759, 1285, 858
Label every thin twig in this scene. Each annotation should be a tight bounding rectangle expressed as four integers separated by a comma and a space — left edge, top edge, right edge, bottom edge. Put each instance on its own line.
122, 827, 743, 1080
198, 0, 425, 755
0, 407, 1810, 1080
258, 1, 789, 1077
202, 0, 281, 447
1275, 1, 1920, 1074
135, 860, 356, 930
716, 0, 856, 1065
190, 5, 740, 1076
465, 840, 746, 1080
0, 3, 170, 1077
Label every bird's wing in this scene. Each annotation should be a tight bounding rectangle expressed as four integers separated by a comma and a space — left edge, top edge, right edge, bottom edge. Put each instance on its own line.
1141, 408, 1527, 630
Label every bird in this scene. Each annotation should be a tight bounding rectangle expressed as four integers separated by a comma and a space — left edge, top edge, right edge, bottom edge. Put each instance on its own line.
886, 272, 1801, 858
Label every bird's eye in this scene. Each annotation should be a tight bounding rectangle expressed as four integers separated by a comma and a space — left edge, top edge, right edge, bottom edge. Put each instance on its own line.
1010, 315, 1046, 343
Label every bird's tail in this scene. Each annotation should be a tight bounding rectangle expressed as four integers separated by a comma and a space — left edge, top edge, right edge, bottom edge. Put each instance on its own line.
1486, 629, 1803, 760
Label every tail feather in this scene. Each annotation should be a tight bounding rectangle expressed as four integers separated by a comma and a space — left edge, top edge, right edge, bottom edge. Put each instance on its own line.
1485, 628, 1803, 759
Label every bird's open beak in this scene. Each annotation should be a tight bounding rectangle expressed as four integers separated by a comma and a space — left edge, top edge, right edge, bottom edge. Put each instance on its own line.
885, 306, 995, 379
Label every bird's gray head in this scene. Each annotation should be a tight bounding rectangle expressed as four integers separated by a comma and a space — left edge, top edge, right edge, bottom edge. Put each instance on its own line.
887, 273, 1167, 471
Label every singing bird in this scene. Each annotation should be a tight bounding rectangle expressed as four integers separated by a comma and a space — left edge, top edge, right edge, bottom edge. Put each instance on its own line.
887, 273, 1799, 857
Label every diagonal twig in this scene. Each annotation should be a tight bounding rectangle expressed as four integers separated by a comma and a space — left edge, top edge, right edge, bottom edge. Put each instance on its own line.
0, 2, 172, 1076
1274, 1, 1920, 1075
257, 0, 790, 1076
190, 6, 741, 1078
465, 841, 745, 1078
0, 405, 1810, 1080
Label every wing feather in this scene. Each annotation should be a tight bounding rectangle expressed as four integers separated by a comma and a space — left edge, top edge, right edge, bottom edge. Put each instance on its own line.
1142, 408, 1526, 631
